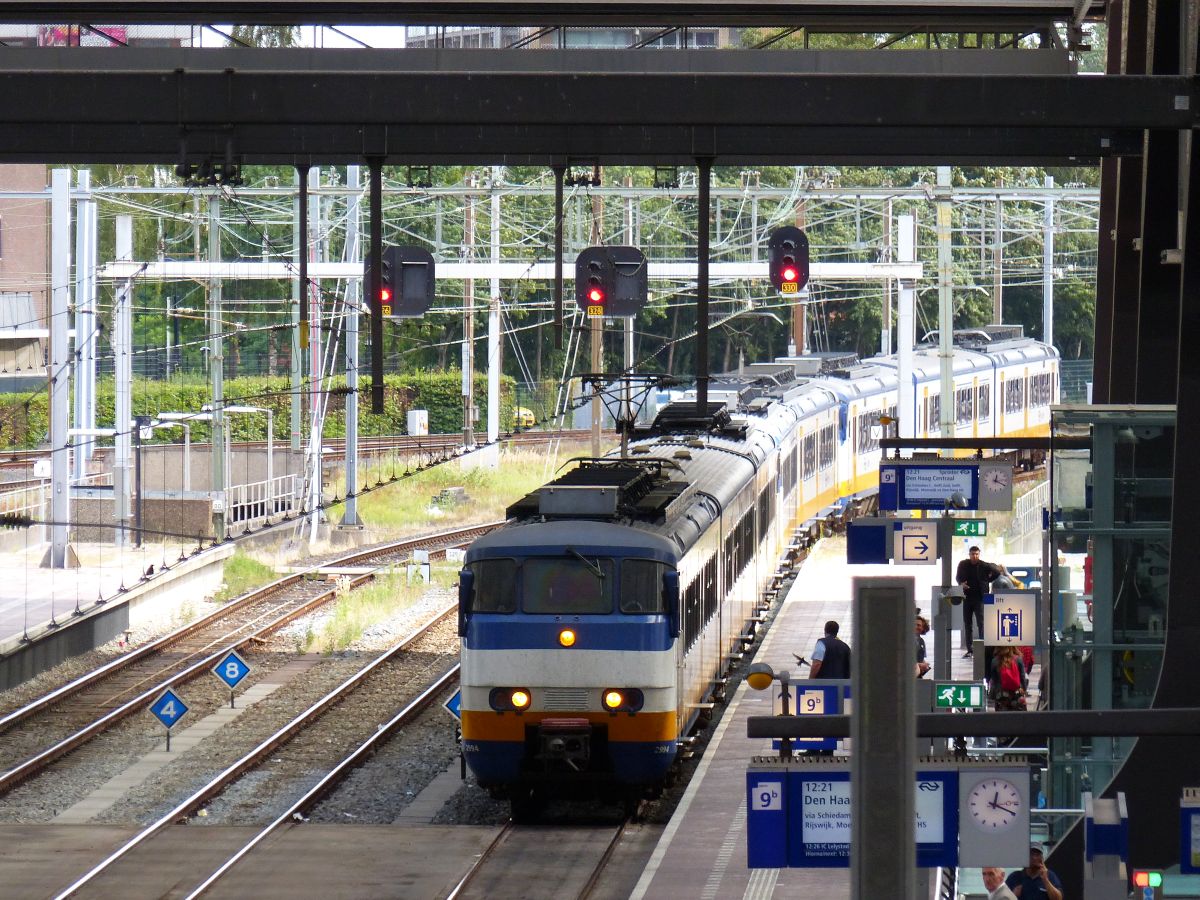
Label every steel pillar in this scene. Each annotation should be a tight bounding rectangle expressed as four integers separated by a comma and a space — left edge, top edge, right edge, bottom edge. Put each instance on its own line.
342, 164, 362, 528
208, 196, 225, 541
696, 158, 711, 415
43, 168, 75, 568
113, 216, 133, 548
72, 168, 97, 480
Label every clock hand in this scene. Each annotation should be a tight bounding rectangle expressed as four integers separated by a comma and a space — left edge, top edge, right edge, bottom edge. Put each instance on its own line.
997, 805, 1017, 817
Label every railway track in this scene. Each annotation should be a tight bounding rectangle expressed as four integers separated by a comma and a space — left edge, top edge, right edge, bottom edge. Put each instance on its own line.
0, 521, 499, 797
446, 818, 634, 900
51, 609, 462, 900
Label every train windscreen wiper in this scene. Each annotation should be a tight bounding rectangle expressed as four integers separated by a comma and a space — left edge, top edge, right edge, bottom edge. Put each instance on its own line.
567, 547, 605, 580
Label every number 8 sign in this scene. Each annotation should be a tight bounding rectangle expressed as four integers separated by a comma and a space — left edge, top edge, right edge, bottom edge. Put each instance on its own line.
212, 650, 251, 691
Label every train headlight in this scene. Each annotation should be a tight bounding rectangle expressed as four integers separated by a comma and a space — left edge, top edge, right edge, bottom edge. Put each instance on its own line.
489, 688, 532, 712
558, 628, 577, 647
601, 688, 644, 713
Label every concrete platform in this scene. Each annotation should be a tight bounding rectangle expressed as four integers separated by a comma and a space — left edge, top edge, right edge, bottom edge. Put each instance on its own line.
0, 542, 177, 646
0, 823, 501, 899
0, 540, 234, 690
630, 535, 984, 900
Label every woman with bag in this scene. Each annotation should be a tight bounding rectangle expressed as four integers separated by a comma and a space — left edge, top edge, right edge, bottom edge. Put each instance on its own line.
990, 646, 1028, 711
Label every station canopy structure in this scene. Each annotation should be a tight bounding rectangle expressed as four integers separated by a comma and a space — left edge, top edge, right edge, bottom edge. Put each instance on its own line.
0, 1, 1181, 170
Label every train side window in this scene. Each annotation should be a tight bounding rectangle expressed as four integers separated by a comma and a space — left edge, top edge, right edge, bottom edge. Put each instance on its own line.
469, 559, 518, 612
803, 433, 816, 479
620, 559, 666, 614
956, 387, 973, 426
977, 384, 991, 421
523, 557, 613, 614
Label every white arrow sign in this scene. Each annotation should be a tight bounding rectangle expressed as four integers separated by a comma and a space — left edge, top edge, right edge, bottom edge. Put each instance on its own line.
894, 521, 938, 565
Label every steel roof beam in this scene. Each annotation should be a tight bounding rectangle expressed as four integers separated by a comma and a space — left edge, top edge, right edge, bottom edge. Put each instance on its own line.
0, 53, 1188, 164
0, 2, 1108, 27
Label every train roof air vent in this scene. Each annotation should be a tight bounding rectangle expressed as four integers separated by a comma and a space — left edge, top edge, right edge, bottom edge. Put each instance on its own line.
673, 449, 692, 460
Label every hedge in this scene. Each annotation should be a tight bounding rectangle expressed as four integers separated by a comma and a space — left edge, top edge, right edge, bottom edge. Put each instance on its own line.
0, 371, 515, 449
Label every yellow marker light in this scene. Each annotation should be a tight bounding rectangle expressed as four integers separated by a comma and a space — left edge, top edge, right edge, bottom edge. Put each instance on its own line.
510, 689, 530, 709
603, 690, 625, 710
559, 629, 577, 647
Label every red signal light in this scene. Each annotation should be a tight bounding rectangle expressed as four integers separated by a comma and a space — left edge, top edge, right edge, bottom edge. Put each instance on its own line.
588, 287, 604, 303
380, 288, 392, 303
782, 266, 798, 283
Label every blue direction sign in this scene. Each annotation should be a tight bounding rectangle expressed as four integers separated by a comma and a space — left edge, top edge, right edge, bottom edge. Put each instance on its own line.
150, 688, 189, 730
213, 650, 251, 690
443, 689, 462, 721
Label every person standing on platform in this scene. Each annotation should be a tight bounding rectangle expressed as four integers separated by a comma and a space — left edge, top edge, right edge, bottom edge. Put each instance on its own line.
989, 645, 1028, 711
955, 545, 1002, 658
809, 620, 851, 679
1005, 847, 1063, 900
915, 615, 931, 678
982, 868, 1019, 900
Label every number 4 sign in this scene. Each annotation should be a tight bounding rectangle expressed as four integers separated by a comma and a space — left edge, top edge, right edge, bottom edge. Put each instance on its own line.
212, 650, 252, 708
149, 688, 189, 751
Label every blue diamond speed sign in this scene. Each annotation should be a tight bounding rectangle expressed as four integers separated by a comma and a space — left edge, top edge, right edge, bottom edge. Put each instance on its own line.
212, 650, 251, 690
150, 689, 189, 730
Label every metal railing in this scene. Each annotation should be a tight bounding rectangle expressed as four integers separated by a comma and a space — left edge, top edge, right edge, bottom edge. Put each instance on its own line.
225, 474, 299, 531
1007, 480, 1049, 555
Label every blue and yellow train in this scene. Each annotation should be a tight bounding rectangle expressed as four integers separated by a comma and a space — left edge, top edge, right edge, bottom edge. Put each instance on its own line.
457, 330, 1058, 816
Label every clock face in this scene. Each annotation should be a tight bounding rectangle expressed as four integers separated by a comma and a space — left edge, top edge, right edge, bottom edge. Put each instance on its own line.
984, 468, 1011, 492
967, 778, 1022, 831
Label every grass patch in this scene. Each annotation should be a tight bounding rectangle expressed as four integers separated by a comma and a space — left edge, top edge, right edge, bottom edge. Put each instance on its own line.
329, 442, 597, 535
312, 566, 457, 652
212, 551, 278, 604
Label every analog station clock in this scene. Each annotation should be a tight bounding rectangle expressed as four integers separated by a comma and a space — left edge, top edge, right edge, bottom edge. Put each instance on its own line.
983, 466, 1012, 494
966, 777, 1023, 832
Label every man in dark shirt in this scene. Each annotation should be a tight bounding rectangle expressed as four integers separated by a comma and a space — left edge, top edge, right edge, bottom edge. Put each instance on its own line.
915, 615, 930, 678
809, 620, 851, 679
955, 545, 1002, 658
1005, 847, 1063, 900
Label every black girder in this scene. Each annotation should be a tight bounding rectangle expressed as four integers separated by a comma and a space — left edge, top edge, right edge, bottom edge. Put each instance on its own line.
0, 52, 1189, 165
747, 708, 1200, 739
0, 3, 1109, 27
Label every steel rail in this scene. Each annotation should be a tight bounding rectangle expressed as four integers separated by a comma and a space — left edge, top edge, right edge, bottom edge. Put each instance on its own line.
444, 822, 517, 900
578, 820, 634, 900
54, 603, 459, 900
183, 663, 463, 899
0, 523, 498, 794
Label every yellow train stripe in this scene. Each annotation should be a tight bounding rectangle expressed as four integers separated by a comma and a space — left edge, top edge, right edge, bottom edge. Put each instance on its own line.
462, 709, 678, 742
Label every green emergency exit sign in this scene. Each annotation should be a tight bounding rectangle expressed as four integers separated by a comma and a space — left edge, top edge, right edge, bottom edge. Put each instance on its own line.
953, 519, 988, 538
934, 682, 985, 709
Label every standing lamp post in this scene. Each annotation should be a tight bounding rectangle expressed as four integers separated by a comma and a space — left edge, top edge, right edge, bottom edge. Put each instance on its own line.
155, 411, 215, 522
133, 416, 153, 548
148, 419, 192, 492
210, 405, 274, 518
746, 662, 794, 760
